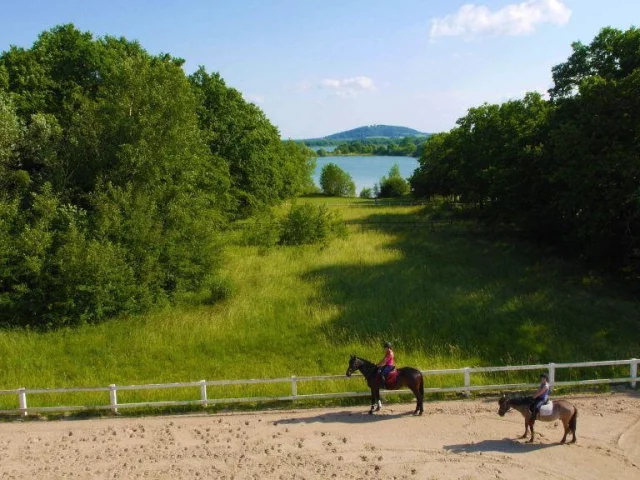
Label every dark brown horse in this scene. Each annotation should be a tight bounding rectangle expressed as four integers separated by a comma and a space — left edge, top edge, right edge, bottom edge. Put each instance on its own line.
346, 355, 424, 415
498, 394, 578, 443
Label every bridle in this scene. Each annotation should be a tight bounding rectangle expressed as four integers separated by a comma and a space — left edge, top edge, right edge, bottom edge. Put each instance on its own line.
346, 357, 362, 377
498, 396, 511, 416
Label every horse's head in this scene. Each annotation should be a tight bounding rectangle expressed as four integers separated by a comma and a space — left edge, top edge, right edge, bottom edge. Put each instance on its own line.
498, 394, 511, 416
346, 355, 362, 377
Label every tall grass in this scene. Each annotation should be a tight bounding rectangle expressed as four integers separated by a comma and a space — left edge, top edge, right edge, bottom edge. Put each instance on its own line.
1, 198, 638, 411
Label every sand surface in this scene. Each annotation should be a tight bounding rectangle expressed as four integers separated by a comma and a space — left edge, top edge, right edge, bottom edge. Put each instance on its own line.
1, 392, 639, 479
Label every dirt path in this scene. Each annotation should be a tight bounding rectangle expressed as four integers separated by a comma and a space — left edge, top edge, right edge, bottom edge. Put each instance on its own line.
1, 392, 639, 479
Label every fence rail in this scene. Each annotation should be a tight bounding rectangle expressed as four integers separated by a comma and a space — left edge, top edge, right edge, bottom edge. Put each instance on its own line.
1, 358, 636, 417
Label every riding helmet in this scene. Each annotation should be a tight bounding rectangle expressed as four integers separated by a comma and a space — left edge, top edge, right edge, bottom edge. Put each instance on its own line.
540, 373, 548, 379
383, 341, 392, 348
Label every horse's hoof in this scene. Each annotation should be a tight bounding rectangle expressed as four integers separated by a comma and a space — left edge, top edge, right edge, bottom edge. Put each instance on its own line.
368, 411, 374, 415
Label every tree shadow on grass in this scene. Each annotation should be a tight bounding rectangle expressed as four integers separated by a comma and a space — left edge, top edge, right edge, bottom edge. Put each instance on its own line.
303, 209, 640, 368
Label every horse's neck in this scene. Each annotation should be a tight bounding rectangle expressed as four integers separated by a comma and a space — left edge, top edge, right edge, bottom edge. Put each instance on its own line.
358, 359, 378, 378
510, 402, 531, 416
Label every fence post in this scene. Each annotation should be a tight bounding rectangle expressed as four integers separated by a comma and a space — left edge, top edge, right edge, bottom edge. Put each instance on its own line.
18, 388, 27, 417
109, 384, 118, 414
548, 362, 556, 386
463, 368, 470, 397
631, 359, 638, 389
291, 376, 297, 398
200, 380, 208, 407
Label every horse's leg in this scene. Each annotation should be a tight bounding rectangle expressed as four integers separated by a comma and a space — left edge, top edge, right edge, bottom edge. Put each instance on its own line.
375, 389, 381, 411
410, 383, 420, 415
528, 420, 535, 443
419, 376, 424, 415
561, 419, 568, 444
569, 408, 578, 444
369, 389, 376, 415
520, 416, 528, 439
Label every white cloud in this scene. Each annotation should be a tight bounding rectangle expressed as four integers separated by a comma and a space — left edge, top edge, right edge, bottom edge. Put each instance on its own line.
429, 0, 571, 40
318, 76, 376, 97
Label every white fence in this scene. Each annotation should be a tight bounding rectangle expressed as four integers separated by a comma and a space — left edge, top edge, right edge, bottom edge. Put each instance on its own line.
1, 358, 636, 417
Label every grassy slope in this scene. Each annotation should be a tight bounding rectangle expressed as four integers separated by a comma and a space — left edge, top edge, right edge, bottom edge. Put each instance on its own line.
1, 198, 638, 409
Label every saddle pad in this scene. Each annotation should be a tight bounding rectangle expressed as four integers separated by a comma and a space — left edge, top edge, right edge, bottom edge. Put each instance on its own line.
385, 370, 399, 386
539, 400, 553, 417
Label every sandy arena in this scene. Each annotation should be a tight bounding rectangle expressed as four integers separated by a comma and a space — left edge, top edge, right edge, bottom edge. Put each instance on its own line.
1, 392, 639, 479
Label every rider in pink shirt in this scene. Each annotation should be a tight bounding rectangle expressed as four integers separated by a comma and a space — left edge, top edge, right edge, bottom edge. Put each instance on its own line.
377, 342, 395, 384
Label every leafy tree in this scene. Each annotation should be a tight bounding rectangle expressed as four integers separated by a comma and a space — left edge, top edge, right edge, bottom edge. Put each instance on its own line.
378, 162, 409, 197
0, 25, 233, 327
359, 187, 373, 199
319, 162, 355, 197
411, 26, 640, 274
189, 68, 314, 217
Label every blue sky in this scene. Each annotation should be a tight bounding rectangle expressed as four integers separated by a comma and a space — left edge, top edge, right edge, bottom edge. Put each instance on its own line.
1, 1, 638, 139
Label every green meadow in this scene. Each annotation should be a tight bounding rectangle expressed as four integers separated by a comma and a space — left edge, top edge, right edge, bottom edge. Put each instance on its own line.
1, 198, 638, 412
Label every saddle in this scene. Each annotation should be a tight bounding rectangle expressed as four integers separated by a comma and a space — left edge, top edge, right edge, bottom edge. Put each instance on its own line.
529, 398, 552, 418
379, 369, 399, 388
538, 400, 553, 417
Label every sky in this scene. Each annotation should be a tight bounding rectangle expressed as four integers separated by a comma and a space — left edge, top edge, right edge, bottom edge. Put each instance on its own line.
1, 0, 638, 139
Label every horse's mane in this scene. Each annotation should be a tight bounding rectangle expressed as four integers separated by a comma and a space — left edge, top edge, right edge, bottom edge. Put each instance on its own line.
355, 356, 375, 366
508, 395, 534, 405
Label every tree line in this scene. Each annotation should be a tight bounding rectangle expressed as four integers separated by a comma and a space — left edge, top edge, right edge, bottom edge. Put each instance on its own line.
410, 27, 640, 274
0, 24, 315, 328
319, 162, 409, 198
326, 136, 428, 157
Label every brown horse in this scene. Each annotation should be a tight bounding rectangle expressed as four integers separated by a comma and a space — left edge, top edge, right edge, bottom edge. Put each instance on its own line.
498, 394, 578, 443
346, 355, 424, 415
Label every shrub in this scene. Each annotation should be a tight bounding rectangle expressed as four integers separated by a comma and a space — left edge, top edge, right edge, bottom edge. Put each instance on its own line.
242, 209, 281, 248
359, 187, 373, 199
279, 203, 346, 245
379, 176, 410, 198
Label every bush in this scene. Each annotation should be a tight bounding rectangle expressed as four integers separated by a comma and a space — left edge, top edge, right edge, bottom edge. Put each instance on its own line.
244, 204, 346, 247
242, 209, 281, 248
379, 176, 410, 198
279, 204, 346, 245
359, 187, 373, 199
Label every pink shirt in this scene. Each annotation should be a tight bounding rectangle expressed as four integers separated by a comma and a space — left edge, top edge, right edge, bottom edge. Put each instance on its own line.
383, 349, 395, 366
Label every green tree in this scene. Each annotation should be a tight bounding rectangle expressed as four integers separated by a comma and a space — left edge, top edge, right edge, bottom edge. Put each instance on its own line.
319, 163, 355, 197
378, 162, 410, 197
189, 68, 314, 217
0, 25, 233, 327
359, 187, 373, 199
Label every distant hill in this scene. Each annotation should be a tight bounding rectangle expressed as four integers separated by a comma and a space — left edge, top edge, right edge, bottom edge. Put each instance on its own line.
323, 125, 428, 141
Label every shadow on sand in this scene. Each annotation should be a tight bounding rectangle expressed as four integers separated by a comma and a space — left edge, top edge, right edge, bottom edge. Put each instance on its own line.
444, 438, 562, 454
275, 409, 420, 426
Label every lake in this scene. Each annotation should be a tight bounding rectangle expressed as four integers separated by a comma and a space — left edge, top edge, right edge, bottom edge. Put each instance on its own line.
313, 155, 419, 194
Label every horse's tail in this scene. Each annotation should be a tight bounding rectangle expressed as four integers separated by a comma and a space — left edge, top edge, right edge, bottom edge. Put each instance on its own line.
569, 406, 578, 433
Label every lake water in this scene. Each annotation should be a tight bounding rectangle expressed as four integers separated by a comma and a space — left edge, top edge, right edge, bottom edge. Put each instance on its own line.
313, 155, 419, 194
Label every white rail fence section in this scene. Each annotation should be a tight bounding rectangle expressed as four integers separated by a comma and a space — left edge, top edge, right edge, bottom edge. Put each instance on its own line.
1, 358, 636, 417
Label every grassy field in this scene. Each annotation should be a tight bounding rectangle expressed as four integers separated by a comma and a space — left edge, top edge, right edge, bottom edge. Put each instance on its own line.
1, 197, 638, 411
